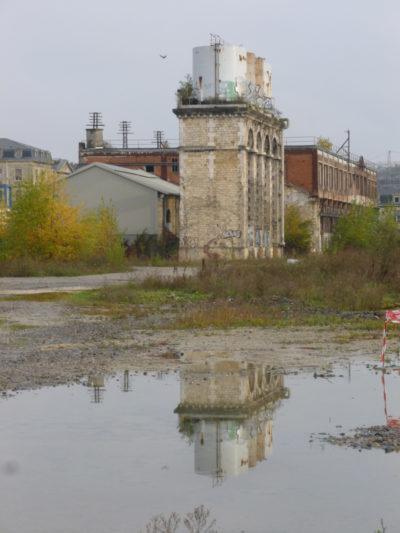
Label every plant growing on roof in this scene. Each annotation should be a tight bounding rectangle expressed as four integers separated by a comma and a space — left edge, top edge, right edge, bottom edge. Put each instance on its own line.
176, 74, 194, 103
317, 136, 333, 150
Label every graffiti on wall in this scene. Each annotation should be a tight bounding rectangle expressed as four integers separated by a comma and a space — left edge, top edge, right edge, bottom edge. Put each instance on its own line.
219, 79, 273, 111
203, 229, 242, 259
222, 230, 241, 239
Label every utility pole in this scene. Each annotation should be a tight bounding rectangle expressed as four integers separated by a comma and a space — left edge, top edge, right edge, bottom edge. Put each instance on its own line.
87, 112, 104, 130
153, 130, 165, 149
118, 121, 132, 149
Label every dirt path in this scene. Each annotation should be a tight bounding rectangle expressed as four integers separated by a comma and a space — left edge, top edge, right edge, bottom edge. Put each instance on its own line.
0, 266, 197, 295
0, 267, 391, 393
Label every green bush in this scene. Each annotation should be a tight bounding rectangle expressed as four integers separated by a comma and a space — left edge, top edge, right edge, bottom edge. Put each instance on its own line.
0, 173, 125, 267
284, 205, 312, 256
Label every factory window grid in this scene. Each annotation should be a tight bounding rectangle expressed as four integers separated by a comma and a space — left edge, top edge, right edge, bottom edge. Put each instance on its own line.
171, 158, 179, 173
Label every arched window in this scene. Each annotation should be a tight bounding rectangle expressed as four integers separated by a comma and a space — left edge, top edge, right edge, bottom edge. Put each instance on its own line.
272, 138, 278, 156
265, 135, 270, 154
256, 132, 262, 152
248, 129, 254, 150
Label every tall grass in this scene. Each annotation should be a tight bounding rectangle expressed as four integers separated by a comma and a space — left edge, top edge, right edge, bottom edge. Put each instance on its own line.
141, 249, 400, 312
0, 256, 130, 277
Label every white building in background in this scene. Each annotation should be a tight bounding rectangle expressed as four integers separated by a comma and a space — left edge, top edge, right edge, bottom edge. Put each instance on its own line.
64, 162, 179, 243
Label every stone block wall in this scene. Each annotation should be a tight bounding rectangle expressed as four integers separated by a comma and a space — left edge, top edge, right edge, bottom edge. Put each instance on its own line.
174, 104, 287, 261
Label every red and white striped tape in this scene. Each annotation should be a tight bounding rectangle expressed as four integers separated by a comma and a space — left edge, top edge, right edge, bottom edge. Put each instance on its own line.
381, 321, 387, 363
381, 310, 400, 364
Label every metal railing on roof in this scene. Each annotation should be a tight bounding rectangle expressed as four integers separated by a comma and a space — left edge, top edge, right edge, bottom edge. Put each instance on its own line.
102, 138, 179, 150
284, 136, 377, 170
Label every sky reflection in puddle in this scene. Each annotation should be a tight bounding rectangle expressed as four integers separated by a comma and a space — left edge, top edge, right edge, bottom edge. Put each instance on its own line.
0, 359, 400, 533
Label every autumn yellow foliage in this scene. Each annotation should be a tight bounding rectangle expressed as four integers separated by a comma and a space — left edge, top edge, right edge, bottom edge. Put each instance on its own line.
0, 171, 125, 265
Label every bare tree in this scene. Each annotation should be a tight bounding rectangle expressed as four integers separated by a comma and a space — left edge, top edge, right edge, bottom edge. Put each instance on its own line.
183, 505, 217, 533
142, 512, 180, 533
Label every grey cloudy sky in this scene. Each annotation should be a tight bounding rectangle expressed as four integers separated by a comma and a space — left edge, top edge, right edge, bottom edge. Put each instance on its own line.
1, 0, 399, 163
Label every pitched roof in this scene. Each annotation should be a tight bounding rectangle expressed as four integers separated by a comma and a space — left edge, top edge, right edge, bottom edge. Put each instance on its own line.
66, 162, 180, 195
52, 159, 72, 172
0, 138, 52, 162
0, 138, 48, 152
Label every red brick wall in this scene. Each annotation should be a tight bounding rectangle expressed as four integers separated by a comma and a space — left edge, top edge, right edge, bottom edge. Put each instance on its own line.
285, 151, 314, 192
82, 151, 180, 184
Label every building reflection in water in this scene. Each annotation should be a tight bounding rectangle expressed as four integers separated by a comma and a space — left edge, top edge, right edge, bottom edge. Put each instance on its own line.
174, 357, 289, 483
86, 375, 105, 403
122, 370, 132, 393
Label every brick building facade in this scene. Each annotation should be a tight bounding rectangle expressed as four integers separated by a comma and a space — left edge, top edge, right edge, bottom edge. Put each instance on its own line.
285, 144, 377, 250
79, 146, 180, 185
78, 122, 180, 185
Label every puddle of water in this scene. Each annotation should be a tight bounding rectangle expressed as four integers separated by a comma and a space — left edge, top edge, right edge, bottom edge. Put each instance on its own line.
0, 361, 399, 533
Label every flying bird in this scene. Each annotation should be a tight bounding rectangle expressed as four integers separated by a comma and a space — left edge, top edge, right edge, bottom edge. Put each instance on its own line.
160, 54, 167, 59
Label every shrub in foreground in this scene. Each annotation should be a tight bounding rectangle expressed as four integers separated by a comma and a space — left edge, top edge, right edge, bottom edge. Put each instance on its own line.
0, 172, 125, 268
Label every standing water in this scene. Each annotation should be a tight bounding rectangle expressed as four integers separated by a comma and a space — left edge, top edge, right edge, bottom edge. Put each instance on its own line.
0, 359, 399, 533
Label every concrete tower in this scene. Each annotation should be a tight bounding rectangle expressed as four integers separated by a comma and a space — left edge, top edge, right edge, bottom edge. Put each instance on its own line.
173, 41, 288, 261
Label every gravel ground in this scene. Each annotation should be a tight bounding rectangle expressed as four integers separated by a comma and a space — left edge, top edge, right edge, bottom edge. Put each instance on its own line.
313, 425, 400, 453
0, 267, 393, 393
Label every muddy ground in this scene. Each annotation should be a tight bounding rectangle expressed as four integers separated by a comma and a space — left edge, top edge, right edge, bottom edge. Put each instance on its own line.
0, 267, 393, 392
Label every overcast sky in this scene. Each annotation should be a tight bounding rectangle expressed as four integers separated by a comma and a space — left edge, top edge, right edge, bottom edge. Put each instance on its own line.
1, 0, 399, 164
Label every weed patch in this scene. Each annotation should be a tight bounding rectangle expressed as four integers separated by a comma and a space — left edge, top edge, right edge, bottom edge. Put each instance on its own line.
68, 285, 209, 306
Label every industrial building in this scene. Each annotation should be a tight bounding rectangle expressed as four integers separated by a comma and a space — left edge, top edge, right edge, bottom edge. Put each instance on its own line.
174, 37, 288, 261
377, 164, 400, 205
78, 114, 179, 185
285, 138, 378, 250
64, 162, 179, 243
